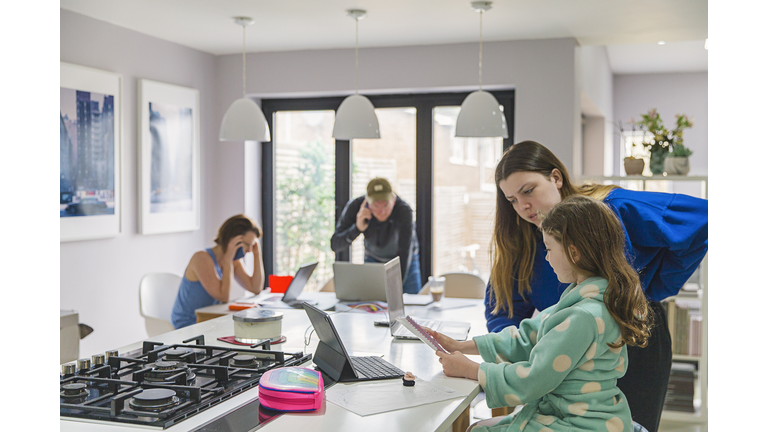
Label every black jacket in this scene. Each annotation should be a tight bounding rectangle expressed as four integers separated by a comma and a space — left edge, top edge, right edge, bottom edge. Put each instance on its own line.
330, 195, 419, 279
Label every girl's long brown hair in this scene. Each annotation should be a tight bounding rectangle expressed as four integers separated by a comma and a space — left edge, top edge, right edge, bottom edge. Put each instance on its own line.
540, 195, 651, 348
490, 141, 617, 319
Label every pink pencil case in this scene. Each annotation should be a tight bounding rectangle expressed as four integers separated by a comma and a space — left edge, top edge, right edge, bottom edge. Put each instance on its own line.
258, 367, 324, 412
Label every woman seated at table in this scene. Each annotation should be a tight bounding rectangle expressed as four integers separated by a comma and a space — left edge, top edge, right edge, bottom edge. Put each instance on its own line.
171, 214, 265, 329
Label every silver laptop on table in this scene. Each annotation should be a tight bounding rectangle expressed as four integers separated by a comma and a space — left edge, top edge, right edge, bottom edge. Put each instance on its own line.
333, 261, 389, 302
383, 257, 471, 341
258, 262, 333, 310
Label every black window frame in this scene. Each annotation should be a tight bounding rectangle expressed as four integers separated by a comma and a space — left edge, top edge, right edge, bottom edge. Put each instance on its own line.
261, 90, 515, 286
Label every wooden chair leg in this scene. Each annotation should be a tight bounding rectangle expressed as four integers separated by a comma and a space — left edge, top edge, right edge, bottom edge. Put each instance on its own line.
491, 406, 513, 417
452, 405, 471, 432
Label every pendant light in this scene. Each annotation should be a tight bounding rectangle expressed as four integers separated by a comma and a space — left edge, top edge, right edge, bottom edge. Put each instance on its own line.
455, 2, 508, 138
219, 17, 270, 142
332, 9, 380, 140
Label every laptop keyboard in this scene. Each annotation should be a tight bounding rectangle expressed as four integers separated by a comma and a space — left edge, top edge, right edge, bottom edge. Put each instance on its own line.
413, 318, 438, 329
350, 356, 404, 380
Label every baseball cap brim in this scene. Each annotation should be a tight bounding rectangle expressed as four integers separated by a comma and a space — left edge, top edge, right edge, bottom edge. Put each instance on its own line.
366, 191, 393, 202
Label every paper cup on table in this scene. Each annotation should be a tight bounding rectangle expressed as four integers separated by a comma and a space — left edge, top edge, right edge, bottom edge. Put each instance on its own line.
428, 276, 445, 305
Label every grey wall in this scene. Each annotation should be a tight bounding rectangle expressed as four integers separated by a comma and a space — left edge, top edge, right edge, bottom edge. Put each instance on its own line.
60, 9, 220, 355
613, 72, 708, 176
214, 38, 581, 224
578, 45, 615, 177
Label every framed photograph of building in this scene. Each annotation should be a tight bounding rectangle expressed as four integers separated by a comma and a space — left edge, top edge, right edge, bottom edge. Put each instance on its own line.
138, 79, 200, 235
60, 62, 122, 242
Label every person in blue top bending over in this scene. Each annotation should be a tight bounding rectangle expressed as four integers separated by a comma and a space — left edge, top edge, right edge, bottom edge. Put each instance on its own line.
430, 195, 653, 432
171, 214, 265, 329
479, 141, 707, 432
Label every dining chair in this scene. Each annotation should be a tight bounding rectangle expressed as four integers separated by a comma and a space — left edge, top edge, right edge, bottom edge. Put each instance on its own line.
418, 272, 486, 299
139, 273, 181, 337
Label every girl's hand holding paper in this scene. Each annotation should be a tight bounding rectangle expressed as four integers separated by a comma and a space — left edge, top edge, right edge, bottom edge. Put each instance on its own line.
435, 350, 480, 380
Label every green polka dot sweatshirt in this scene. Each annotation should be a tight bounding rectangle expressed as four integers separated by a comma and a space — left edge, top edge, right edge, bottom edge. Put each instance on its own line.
474, 277, 632, 432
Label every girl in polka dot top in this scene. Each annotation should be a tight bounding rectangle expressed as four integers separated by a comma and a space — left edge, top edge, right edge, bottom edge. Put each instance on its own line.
428, 195, 652, 432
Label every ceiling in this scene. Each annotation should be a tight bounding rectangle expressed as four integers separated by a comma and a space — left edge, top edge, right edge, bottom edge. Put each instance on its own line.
60, 0, 708, 74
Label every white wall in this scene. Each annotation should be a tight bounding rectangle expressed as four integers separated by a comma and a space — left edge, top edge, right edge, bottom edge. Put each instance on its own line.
60, 10, 220, 356
613, 72, 708, 176
577, 45, 615, 177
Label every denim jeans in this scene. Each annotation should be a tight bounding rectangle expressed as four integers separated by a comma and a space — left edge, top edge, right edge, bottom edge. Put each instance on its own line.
364, 254, 422, 295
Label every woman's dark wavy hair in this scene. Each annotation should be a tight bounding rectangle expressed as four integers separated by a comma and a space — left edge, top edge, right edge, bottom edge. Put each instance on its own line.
489, 140, 618, 319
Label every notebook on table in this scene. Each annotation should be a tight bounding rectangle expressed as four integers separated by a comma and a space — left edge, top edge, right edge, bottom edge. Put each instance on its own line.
382, 257, 471, 341
303, 303, 404, 383
395, 316, 448, 353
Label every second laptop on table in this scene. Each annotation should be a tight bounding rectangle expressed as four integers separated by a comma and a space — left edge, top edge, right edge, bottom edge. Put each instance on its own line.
258, 262, 335, 310
382, 257, 471, 341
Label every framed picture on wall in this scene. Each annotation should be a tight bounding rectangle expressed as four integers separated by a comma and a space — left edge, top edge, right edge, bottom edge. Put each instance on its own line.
138, 79, 200, 235
60, 62, 122, 242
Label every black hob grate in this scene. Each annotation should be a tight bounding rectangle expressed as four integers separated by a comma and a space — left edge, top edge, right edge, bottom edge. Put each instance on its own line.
60, 335, 312, 429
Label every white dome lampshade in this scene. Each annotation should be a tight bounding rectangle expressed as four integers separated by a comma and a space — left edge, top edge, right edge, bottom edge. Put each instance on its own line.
455, 90, 508, 138
219, 97, 270, 142
332, 94, 380, 140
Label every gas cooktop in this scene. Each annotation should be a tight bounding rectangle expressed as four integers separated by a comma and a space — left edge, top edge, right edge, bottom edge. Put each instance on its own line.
59, 335, 312, 429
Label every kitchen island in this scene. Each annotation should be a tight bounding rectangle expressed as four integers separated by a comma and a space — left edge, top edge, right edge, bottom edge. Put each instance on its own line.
60, 298, 487, 432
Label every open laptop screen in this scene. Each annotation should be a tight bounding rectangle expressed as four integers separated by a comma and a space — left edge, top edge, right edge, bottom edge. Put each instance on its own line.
383, 257, 404, 326
281, 261, 318, 302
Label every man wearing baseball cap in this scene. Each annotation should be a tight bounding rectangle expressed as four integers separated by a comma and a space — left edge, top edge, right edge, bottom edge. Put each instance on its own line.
331, 177, 422, 294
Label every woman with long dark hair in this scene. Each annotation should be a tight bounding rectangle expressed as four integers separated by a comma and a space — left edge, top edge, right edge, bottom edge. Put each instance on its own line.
482, 141, 707, 432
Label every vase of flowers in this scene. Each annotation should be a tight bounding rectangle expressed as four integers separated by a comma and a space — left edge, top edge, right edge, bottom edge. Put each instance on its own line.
632, 109, 694, 175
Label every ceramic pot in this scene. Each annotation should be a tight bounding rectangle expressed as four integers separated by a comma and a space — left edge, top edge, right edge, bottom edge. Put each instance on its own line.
649, 151, 667, 175
623, 158, 645, 176
664, 156, 690, 176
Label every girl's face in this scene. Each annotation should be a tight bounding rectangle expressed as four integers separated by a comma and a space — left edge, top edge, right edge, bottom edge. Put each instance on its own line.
498, 170, 563, 227
542, 232, 578, 284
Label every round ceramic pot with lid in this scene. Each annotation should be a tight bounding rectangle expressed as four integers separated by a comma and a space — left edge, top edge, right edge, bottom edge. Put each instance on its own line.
232, 309, 283, 343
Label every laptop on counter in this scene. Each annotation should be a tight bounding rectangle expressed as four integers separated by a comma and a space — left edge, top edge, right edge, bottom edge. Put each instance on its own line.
383, 257, 471, 341
332, 261, 391, 302
258, 262, 333, 310
303, 303, 404, 382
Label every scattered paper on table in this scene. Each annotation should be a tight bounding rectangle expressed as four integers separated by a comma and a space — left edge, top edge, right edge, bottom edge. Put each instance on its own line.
325, 378, 468, 416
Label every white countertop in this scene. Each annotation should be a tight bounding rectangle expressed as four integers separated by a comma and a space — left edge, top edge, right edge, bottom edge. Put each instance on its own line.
61, 297, 488, 432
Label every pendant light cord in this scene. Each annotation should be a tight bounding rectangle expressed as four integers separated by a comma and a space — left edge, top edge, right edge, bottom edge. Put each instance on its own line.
355, 17, 359, 94
478, 10, 483, 90
242, 24, 247, 98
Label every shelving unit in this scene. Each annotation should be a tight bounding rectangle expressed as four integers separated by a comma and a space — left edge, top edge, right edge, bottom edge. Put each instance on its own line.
582, 176, 708, 425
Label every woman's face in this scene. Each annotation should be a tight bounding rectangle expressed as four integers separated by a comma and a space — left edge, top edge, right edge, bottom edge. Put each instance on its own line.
498, 170, 563, 227
240, 232, 258, 254
543, 232, 577, 284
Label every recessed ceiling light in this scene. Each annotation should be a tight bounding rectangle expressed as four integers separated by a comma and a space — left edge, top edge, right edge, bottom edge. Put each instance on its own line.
658, 41, 666, 45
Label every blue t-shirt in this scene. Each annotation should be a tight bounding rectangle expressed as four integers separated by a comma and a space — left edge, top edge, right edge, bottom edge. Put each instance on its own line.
171, 248, 222, 329
485, 188, 708, 332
